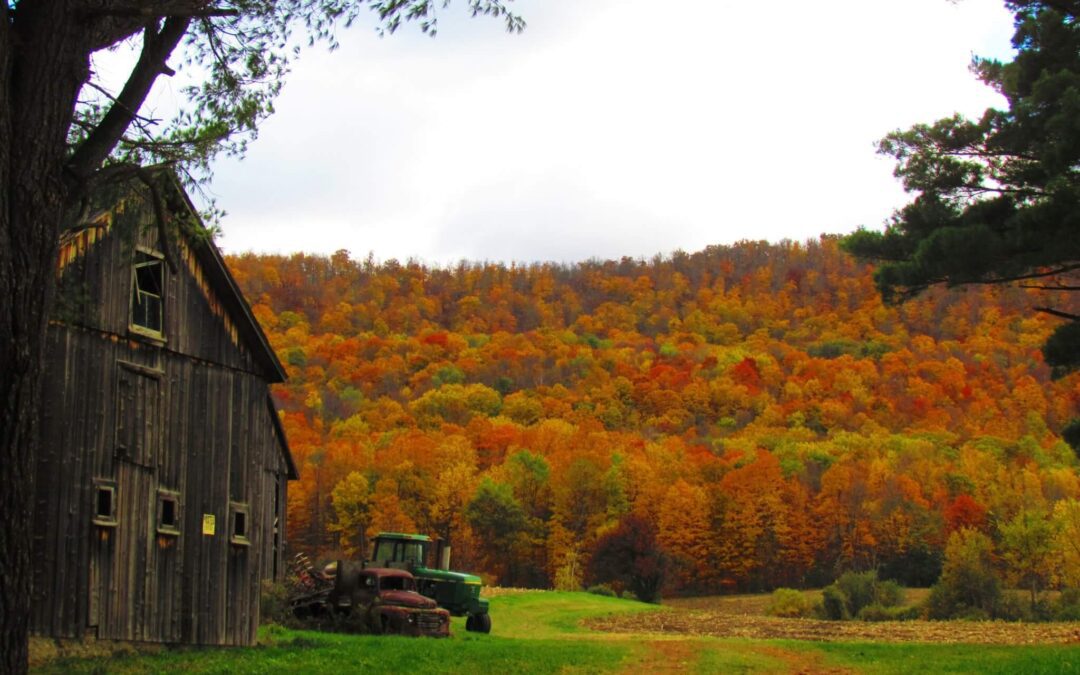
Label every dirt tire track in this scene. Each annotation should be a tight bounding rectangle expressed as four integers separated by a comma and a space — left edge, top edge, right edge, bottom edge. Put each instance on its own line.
617, 639, 700, 673
751, 645, 854, 674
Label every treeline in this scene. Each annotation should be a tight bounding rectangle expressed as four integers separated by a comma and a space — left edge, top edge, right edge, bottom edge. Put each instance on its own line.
226, 237, 1080, 594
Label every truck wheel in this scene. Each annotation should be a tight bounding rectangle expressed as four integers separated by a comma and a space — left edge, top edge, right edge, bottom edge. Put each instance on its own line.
367, 609, 385, 635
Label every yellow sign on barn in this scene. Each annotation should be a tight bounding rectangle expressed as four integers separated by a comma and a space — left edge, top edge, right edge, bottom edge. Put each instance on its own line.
202, 514, 216, 536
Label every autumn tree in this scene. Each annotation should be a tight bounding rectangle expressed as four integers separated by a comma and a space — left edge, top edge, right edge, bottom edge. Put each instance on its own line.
944, 493, 989, 534
999, 508, 1057, 612
1051, 498, 1080, 588
552, 457, 610, 539
586, 514, 666, 602
426, 461, 479, 551
367, 478, 418, 542
329, 471, 372, 558
927, 528, 1003, 620
498, 450, 553, 585
464, 477, 528, 584
657, 479, 712, 593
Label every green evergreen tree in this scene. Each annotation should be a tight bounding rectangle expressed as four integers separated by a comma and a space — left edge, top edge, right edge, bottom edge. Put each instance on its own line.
842, 2, 1080, 379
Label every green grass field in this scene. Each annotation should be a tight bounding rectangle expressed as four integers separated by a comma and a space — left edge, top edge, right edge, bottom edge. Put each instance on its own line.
32, 591, 1080, 674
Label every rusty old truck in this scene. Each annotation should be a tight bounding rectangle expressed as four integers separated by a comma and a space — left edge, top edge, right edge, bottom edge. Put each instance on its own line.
289, 561, 450, 637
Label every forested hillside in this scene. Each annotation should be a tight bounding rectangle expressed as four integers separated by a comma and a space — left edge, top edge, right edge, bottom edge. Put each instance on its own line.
227, 237, 1080, 593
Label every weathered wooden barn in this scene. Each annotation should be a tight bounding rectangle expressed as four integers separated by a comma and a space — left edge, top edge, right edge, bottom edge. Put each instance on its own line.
30, 175, 297, 646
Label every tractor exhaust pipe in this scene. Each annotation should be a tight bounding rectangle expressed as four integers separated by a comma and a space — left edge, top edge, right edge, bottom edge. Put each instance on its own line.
440, 545, 452, 571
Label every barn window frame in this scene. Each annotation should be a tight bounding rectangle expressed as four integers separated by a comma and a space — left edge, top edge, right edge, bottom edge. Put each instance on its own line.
229, 501, 251, 547
156, 489, 181, 536
129, 247, 165, 340
93, 479, 118, 528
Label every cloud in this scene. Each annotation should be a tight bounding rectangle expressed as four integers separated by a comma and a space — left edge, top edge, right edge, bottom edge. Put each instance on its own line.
207, 0, 1014, 264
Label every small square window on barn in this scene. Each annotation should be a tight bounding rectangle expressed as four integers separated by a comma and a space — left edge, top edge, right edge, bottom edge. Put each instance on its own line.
93, 480, 118, 527
130, 249, 164, 338
157, 489, 181, 536
230, 502, 250, 546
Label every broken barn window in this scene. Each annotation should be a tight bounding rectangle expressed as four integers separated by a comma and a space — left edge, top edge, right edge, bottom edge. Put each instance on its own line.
131, 250, 164, 337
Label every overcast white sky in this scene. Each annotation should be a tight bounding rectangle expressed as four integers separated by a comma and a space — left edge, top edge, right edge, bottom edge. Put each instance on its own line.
199, 0, 1014, 265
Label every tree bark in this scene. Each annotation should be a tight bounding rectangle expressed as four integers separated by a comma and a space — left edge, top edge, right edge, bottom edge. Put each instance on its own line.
1, 3, 92, 672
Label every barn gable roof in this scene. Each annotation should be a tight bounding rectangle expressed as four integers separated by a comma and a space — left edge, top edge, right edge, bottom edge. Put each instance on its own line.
168, 176, 287, 384
61, 170, 287, 384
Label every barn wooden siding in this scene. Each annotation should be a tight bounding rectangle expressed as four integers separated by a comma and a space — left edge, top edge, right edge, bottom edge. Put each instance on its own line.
31, 187, 292, 646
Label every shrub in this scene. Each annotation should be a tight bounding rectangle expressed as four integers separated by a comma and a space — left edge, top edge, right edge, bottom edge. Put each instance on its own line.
857, 604, 921, 622
874, 579, 905, 608
1054, 588, 1080, 621
586, 584, 616, 597
949, 605, 992, 621
822, 571, 904, 620
765, 588, 814, 618
260, 579, 297, 626
834, 571, 878, 615
821, 585, 851, 620
993, 592, 1028, 622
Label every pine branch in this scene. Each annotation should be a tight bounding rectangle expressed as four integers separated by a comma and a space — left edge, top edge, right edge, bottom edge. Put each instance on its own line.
133, 167, 180, 275
1034, 307, 1080, 321
77, 163, 182, 274
969, 264, 1080, 285
1019, 284, 1080, 291
82, 81, 163, 126
65, 16, 191, 184
82, 1, 238, 19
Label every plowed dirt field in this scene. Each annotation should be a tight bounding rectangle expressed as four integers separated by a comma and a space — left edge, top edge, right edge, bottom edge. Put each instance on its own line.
585, 594, 1080, 645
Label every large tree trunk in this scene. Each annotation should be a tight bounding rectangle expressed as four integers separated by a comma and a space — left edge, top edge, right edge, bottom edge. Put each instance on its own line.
1, 4, 88, 672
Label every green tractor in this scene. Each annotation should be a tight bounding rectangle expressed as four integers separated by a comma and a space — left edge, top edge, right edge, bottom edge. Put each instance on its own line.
368, 532, 492, 633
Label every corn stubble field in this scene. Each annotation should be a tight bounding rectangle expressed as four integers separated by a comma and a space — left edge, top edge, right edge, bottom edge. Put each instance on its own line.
34, 589, 1080, 674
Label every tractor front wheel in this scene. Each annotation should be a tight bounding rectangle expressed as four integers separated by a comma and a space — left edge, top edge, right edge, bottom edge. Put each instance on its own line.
465, 613, 491, 633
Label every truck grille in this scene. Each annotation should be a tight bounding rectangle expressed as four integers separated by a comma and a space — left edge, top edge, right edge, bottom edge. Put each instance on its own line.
417, 612, 444, 631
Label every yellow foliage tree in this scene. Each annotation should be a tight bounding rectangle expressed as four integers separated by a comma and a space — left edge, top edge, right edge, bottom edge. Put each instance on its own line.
328, 471, 372, 558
